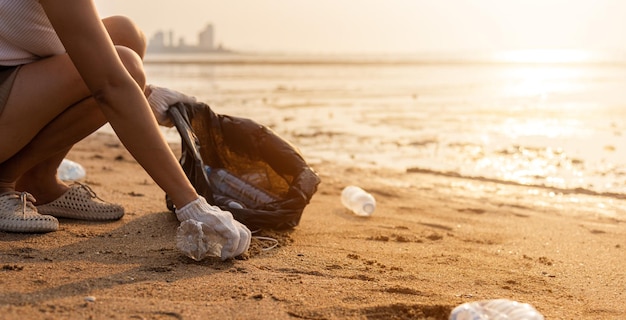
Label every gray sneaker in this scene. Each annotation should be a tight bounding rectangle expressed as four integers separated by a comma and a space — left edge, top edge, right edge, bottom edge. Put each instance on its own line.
0, 192, 59, 233
36, 183, 124, 221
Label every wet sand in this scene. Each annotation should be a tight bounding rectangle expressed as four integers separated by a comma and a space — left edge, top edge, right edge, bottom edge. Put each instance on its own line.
0, 132, 624, 319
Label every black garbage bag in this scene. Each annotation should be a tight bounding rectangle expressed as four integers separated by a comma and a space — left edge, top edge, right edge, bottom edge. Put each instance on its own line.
166, 102, 321, 230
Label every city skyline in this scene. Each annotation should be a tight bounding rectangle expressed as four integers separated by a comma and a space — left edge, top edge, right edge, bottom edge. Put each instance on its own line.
96, 0, 626, 55
147, 23, 232, 54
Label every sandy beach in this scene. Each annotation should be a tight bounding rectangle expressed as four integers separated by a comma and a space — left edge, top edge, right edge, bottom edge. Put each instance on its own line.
1, 131, 625, 320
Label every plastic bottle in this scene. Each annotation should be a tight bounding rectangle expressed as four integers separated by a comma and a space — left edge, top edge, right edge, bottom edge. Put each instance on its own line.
341, 185, 376, 216
212, 194, 245, 210
175, 219, 226, 261
205, 166, 278, 209
57, 159, 86, 181
449, 299, 544, 320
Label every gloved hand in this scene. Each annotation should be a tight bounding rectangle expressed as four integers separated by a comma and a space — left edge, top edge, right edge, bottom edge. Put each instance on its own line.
146, 84, 197, 127
175, 196, 251, 260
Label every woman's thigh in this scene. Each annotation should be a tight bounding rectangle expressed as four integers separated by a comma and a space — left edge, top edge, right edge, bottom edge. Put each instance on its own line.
0, 54, 90, 162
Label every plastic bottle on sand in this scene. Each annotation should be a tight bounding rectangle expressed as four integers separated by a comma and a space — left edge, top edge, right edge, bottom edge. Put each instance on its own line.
176, 219, 226, 261
57, 159, 86, 181
205, 166, 278, 209
449, 299, 544, 320
341, 185, 376, 216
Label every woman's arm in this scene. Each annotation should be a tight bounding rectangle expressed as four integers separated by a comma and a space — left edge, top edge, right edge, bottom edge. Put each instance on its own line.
39, 0, 250, 260
39, 0, 198, 208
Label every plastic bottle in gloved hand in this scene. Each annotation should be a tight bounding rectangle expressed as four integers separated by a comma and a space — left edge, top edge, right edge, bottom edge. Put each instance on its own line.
175, 196, 251, 261
176, 219, 225, 260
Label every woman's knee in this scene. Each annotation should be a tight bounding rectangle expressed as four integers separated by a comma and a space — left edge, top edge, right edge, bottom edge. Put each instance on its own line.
103, 15, 147, 58
116, 46, 146, 89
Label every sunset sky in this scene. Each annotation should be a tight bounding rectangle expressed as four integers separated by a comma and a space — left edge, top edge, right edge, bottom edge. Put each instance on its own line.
94, 0, 626, 54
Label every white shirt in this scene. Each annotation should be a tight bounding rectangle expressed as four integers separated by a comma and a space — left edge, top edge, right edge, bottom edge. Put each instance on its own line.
0, 0, 65, 66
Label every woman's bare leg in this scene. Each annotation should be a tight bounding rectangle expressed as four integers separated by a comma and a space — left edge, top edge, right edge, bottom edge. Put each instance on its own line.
6, 15, 149, 204
14, 97, 108, 203
0, 47, 142, 201
102, 15, 147, 58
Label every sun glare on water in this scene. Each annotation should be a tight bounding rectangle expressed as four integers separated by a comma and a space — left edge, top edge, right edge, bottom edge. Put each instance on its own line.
501, 65, 585, 99
489, 50, 597, 101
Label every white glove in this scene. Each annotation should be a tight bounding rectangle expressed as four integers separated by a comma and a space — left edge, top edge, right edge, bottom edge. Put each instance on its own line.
146, 84, 196, 127
175, 197, 251, 260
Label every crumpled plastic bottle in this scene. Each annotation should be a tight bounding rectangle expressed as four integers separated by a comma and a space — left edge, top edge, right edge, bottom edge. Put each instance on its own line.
57, 159, 86, 181
449, 299, 544, 320
175, 219, 227, 261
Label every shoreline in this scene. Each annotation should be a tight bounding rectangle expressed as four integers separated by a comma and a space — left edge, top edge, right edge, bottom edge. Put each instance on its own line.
99, 121, 626, 210
0, 132, 624, 319
142, 50, 626, 66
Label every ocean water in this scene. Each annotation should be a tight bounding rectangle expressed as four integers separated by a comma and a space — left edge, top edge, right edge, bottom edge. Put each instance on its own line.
138, 52, 626, 219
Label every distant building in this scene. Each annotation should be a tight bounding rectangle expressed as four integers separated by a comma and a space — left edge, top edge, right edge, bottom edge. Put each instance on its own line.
198, 24, 214, 51
147, 24, 229, 54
